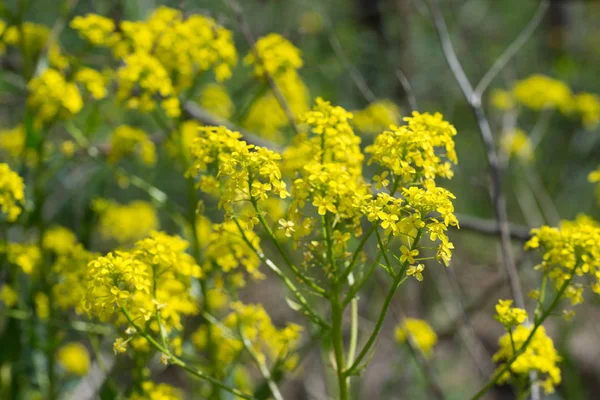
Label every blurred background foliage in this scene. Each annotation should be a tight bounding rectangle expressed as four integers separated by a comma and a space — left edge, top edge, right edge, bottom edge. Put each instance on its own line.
1, 0, 600, 399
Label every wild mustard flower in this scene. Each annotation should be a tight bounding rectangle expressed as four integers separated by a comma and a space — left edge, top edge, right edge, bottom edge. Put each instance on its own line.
92, 199, 159, 243
56, 343, 90, 376
3, 22, 50, 56
490, 88, 514, 111
2, 243, 41, 274
70, 14, 117, 46
43, 225, 78, 254
493, 325, 561, 394
0, 125, 26, 160
199, 84, 235, 119
192, 302, 302, 371
573, 92, 600, 129
245, 33, 303, 79
108, 125, 156, 166
0, 285, 18, 308
28, 69, 83, 124
35, 292, 50, 320
501, 128, 534, 162
1, 165, 27, 226
526, 215, 600, 302
188, 126, 289, 215
494, 299, 527, 328
0, 163, 25, 222
130, 381, 182, 400
512, 74, 572, 112
365, 111, 458, 183
394, 318, 438, 356
74, 67, 109, 100
116, 52, 180, 117
243, 71, 310, 141
352, 100, 401, 134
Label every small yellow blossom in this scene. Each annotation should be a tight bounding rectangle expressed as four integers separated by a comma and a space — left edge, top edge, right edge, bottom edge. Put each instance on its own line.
352, 100, 401, 134
57, 343, 91, 376
494, 299, 528, 328
28, 69, 83, 124
1, 285, 18, 308
35, 292, 50, 320
501, 128, 534, 162
92, 199, 159, 244
0, 163, 25, 222
490, 88, 514, 111
395, 318, 437, 356
108, 125, 156, 166
245, 33, 302, 79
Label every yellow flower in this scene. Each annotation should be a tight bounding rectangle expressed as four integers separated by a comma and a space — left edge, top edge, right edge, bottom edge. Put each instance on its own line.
60, 140, 76, 157
28, 69, 83, 124
70, 14, 117, 46
400, 245, 418, 264
395, 318, 437, 356
92, 199, 159, 244
108, 125, 156, 166
574, 92, 600, 129
406, 264, 425, 281
493, 325, 561, 394
0, 163, 25, 222
198, 84, 235, 119
244, 33, 302, 79
1, 285, 18, 308
512, 74, 572, 112
43, 225, 78, 255
57, 343, 90, 376
490, 88, 514, 111
35, 292, 50, 320
74, 67, 109, 100
352, 100, 401, 134
501, 128, 534, 162
130, 381, 182, 400
494, 299, 528, 328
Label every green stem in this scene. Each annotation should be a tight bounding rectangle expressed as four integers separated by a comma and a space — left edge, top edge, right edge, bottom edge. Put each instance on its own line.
331, 287, 348, 400
120, 308, 254, 400
470, 272, 576, 400
344, 229, 422, 376
249, 196, 326, 296
231, 217, 329, 329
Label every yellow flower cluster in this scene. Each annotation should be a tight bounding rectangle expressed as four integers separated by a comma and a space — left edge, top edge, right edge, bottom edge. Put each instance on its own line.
512, 74, 572, 112
108, 125, 156, 166
56, 343, 90, 376
70, 14, 117, 46
0, 125, 26, 160
494, 299, 527, 328
188, 126, 289, 215
43, 226, 99, 313
493, 75, 600, 129
526, 215, 600, 303
193, 301, 302, 371
1, 242, 41, 274
1, 285, 18, 308
243, 71, 310, 142
501, 128, 534, 163
116, 52, 180, 118
494, 325, 561, 394
352, 100, 401, 134
366, 111, 458, 183
0, 163, 25, 222
84, 231, 201, 335
92, 199, 159, 243
2, 22, 50, 57
244, 33, 302, 79
394, 318, 438, 356
129, 381, 182, 400
28, 69, 83, 125
74, 67, 109, 100
574, 92, 600, 129
198, 84, 235, 119
203, 221, 263, 285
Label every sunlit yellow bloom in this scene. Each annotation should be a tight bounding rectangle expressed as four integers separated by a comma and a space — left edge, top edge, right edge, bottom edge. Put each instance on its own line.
245, 33, 302, 79
108, 125, 156, 166
352, 100, 401, 134
490, 88, 514, 111
501, 128, 534, 162
130, 381, 182, 400
573, 92, 600, 129
35, 292, 50, 320
1, 285, 18, 308
92, 199, 159, 244
70, 14, 117, 46
28, 69, 83, 124
0, 163, 25, 222
494, 325, 561, 394
512, 74, 572, 112
494, 299, 528, 328
199, 84, 235, 119
43, 225, 78, 255
57, 343, 90, 376
74, 67, 109, 99
395, 318, 437, 356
